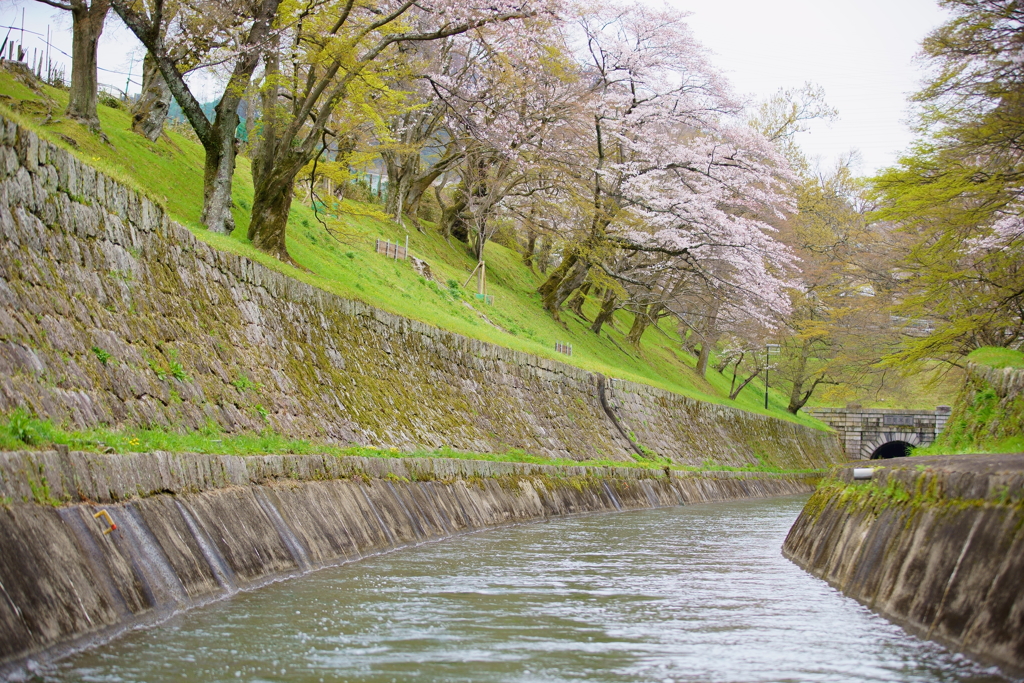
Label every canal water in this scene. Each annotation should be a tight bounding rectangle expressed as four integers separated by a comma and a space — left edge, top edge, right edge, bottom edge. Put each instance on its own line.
41, 496, 1009, 683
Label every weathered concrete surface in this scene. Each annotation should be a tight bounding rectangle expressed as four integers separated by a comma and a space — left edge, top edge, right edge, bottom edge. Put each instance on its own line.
783, 454, 1024, 677
0, 451, 815, 675
0, 114, 841, 469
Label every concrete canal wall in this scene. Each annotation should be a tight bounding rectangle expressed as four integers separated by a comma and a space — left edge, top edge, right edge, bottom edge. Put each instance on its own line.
783, 454, 1024, 676
0, 114, 841, 469
0, 450, 816, 674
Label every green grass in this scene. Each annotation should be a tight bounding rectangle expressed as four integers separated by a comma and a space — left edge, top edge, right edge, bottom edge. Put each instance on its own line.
0, 410, 822, 474
912, 435, 1024, 457
967, 346, 1024, 370
0, 68, 823, 429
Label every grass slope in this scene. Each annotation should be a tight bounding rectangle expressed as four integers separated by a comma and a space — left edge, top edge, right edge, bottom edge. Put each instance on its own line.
967, 347, 1024, 370
0, 67, 823, 430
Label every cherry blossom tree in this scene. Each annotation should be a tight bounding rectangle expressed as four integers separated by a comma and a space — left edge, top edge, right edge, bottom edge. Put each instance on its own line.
535, 2, 798, 345
431, 23, 585, 262
375, 39, 467, 228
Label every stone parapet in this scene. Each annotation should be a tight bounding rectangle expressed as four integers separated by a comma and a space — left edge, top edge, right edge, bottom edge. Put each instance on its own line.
806, 407, 949, 460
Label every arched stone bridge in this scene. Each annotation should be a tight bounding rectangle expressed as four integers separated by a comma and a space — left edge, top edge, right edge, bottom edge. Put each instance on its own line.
805, 406, 952, 460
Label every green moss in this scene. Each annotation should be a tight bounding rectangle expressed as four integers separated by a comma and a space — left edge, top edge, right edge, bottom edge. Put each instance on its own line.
810, 471, 1012, 523
0, 411, 822, 474
920, 364, 1023, 455
26, 465, 62, 506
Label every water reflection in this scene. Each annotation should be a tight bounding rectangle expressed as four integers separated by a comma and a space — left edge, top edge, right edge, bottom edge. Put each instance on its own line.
45, 496, 1010, 683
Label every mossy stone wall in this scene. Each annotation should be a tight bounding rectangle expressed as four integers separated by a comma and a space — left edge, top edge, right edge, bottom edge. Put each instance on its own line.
0, 115, 840, 467
936, 362, 1024, 452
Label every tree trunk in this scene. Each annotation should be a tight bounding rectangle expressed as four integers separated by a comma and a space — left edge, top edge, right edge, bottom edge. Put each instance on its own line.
110, 0, 280, 235
680, 322, 698, 355
524, 227, 537, 269
538, 252, 577, 310
539, 257, 588, 317
471, 217, 489, 262
693, 298, 721, 378
250, 172, 296, 263
786, 342, 825, 414
695, 342, 714, 378
590, 289, 618, 334
566, 282, 591, 319
729, 366, 761, 400
625, 308, 648, 346
383, 153, 415, 220
438, 186, 469, 241
788, 377, 823, 414
535, 236, 550, 273
713, 353, 733, 374
66, 0, 110, 130
728, 353, 744, 395
200, 128, 238, 234
247, 47, 298, 262
626, 302, 662, 347
131, 52, 171, 141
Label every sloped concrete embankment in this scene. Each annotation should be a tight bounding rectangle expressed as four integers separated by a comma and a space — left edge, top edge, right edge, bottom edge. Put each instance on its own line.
0, 450, 815, 674
0, 115, 841, 468
782, 454, 1024, 676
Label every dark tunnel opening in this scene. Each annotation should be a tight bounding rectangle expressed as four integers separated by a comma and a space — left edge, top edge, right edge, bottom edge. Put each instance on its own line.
870, 441, 914, 460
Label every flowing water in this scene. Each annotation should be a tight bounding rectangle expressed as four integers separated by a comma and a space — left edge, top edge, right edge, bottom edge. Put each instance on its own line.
40, 496, 1011, 683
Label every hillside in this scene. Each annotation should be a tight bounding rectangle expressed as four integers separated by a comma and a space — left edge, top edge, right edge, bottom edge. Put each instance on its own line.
0, 66, 823, 430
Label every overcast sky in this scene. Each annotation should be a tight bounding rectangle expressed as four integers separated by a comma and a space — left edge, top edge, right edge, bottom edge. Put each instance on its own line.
4, 0, 948, 175
675, 0, 949, 174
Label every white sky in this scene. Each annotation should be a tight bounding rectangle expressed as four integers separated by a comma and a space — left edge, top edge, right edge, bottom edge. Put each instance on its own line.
3, 0, 949, 175
674, 0, 949, 174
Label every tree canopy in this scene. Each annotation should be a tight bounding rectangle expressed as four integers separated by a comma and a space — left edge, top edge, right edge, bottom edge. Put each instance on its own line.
872, 0, 1024, 366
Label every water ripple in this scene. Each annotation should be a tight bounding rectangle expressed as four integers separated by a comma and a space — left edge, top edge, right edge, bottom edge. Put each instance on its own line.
44, 496, 1012, 683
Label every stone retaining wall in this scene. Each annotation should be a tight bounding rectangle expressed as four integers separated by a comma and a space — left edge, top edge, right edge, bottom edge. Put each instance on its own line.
937, 362, 1024, 450
782, 454, 1024, 677
0, 114, 841, 469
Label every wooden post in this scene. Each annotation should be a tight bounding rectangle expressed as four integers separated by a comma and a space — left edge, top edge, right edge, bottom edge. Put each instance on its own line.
463, 261, 483, 289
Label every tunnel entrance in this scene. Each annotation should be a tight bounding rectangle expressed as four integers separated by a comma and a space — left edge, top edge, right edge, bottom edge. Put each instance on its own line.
870, 441, 913, 459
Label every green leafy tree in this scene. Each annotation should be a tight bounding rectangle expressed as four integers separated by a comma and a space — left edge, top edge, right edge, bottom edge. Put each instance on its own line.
775, 161, 903, 413
871, 0, 1024, 367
